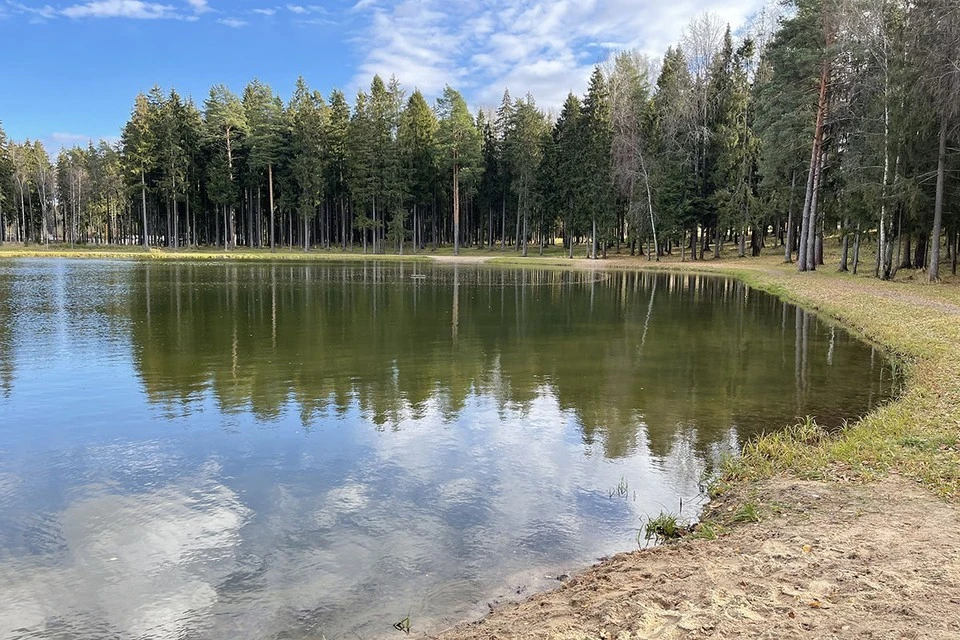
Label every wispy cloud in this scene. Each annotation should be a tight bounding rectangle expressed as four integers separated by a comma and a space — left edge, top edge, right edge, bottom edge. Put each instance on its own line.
6, 2, 58, 20
6, 0, 213, 21
349, 0, 767, 110
61, 1, 180, 19
217, 16, 247, 27
50, 132, 92, 144
252, 7, 276, 15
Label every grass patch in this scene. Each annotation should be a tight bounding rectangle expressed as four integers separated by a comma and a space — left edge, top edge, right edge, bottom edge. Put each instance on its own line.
730, 502, 762, 524
642, 512, 694, 545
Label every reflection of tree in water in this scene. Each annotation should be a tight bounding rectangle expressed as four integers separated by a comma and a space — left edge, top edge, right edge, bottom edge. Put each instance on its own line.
128, 263, 894, 459
0, 270, 14, 398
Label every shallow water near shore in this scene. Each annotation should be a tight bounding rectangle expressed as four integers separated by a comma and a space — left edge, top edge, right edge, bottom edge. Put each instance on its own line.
0, 259, 896, 639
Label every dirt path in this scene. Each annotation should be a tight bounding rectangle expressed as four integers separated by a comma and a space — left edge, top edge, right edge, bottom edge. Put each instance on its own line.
429, 254, 496, 264
432, 477, 960, 639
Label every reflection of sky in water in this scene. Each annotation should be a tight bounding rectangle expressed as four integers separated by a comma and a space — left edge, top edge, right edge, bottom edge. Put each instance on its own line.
0, 259, 891, 639
1, 389, 712, 640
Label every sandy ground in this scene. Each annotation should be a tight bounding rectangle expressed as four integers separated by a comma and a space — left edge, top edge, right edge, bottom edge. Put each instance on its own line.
429, 254, 498, 264
430, 477, 960, 639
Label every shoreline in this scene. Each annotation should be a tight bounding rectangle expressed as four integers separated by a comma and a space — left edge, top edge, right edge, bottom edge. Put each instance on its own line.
3, 244, 959, 637
430, 252, 960, 638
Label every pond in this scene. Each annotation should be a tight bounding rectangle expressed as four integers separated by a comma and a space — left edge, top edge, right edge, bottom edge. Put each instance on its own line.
0, 259, 896, 639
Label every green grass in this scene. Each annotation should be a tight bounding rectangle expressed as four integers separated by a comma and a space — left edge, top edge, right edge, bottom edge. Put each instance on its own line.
643, 512, 693, 544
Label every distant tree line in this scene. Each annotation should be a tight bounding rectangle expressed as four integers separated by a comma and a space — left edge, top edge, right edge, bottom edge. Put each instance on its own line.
0, 0, 958, 280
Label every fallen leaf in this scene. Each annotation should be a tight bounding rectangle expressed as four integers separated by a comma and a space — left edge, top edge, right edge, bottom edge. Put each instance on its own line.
802, 545, 813, 553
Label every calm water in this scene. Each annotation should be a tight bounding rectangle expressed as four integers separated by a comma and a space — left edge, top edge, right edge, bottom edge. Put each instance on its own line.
0, 259, 896, 639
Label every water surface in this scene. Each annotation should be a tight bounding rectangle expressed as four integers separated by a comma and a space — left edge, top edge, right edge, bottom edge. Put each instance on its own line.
0, 259, 896, 639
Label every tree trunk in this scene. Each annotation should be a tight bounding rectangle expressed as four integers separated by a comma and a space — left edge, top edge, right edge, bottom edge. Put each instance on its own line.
591, 218, 597, 259
268, 164, 276, 252
637, 148, 659, 261
224, 127, 237, 249
896, 232, 908, 269
798, 58, 829, 272
452, 164, 460, 256
929, 116, 947, 281
839, 219, 849, 271
784, 170, 797, 262
172, 197, 179, 249
852, 223, 861, 274
500, 195, 506, 252
140, 171, 149, 248
950, 229, 960, 275
806, 147, 824, 271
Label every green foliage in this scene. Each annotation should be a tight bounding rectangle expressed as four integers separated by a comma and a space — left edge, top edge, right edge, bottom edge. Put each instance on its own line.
643, 512, 693, 544
288, 76, 328, 235
6, 3, 957, 265
398, 90, 437, 214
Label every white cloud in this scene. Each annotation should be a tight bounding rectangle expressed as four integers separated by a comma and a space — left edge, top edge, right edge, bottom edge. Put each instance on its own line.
186, 0, 209, 13
286, 3, 306, 13
61, 0, 179, 19
217, 16, 247, 27
50, 132, 92, 145
252, 7, 276, 15
6, 2, 58, 20
350, 0, 767, 111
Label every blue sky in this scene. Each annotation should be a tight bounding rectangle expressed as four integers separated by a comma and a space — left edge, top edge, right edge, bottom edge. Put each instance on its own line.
0, 0, 766, 149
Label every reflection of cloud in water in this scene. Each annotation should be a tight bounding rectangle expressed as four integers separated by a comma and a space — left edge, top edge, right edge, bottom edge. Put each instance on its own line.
0, 463, 250, 640
0, 472, 21, 504
0, 385, 738, 640
313, 482, 370, 528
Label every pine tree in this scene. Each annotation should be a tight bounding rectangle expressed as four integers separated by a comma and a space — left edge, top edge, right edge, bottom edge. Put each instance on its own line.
348, 89, 375, 252
399, 89, 438, 253
121, 92, 160, 247
580, 66, 615, 259
436, 85, 480, 256
653, 47, 696, 256
204, 85, 247, 248
288, 77, 328, 251
244, 79, 285, 250
326, 89, 351, 250
0, 122, 12, 244
504, 94, 548, 257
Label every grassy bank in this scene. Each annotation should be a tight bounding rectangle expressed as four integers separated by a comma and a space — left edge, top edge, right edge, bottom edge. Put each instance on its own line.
3, 240, 957, 497
710, 260, 960, 499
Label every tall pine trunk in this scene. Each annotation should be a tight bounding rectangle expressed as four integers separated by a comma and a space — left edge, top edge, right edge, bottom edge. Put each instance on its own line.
929, 116, 947, 281
852, 223, 861, 274
140, 170, 149, 248
452, 163, 460, 256
784, 170, 796, 262
798, 58, 829, 272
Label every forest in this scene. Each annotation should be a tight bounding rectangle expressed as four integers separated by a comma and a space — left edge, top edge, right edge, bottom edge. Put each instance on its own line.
0, 0, 959, 281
